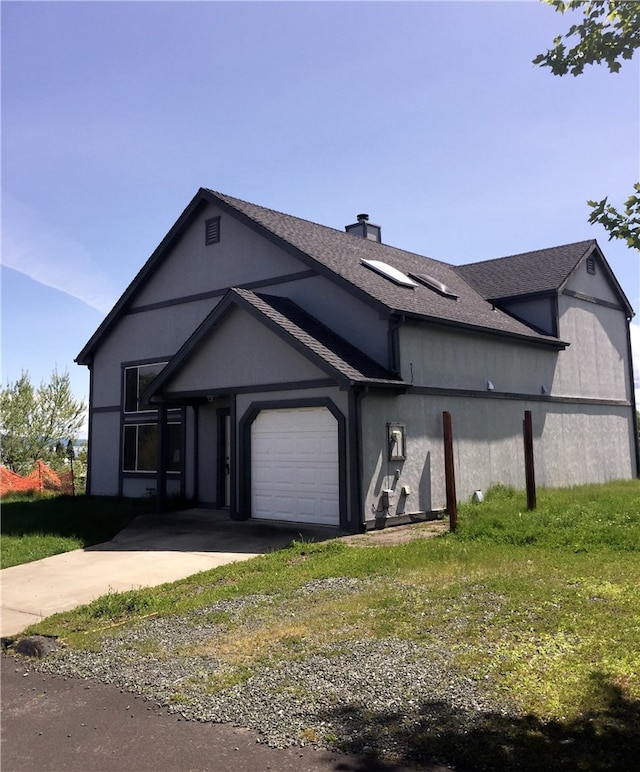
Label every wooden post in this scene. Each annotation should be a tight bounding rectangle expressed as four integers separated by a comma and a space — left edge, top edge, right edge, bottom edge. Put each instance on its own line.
442, 411, 458, 531
156, 405, 168, 514
523, 410, 536, 510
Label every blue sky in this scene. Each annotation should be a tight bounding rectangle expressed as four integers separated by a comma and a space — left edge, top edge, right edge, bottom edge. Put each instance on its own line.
2, 0, 639, 429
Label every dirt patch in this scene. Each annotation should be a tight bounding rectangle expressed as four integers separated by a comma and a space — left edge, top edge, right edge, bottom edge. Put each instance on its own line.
340, 519, 449, 547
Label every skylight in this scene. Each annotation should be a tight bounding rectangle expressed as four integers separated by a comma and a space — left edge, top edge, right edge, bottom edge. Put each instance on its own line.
408, 272, 459, 299
360, 259, 418, 288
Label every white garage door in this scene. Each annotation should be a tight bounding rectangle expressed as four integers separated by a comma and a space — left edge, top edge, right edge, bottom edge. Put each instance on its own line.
251, 406, 339, 526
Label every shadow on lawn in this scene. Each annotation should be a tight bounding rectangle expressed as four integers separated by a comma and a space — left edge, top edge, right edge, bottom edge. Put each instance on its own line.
324, 674, 640, 772
0, 495, 156, 545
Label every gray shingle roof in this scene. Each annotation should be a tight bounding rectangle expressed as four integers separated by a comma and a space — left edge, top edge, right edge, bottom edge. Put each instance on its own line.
455, 240, 596, 300
79, 187, 598, 365
207, 190, 563, 346
232, 288, 405, 388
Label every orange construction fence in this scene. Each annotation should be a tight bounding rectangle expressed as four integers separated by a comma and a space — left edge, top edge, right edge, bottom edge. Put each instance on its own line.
0, 460, 74, 497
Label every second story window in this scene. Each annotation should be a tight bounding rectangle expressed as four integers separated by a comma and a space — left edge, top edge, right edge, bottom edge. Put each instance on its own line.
124, 362, 167, 413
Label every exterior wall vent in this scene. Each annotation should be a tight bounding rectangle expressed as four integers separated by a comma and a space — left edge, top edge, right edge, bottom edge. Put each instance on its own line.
586, 256, 596, 274
345, 213, 382, 243
205, 216, 221, 245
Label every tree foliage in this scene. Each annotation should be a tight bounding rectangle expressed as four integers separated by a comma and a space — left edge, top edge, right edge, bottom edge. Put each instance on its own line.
587, 184, 640, 250
534, 1, 640, 250
533, 1, 640, 75
0, 369, 86, 473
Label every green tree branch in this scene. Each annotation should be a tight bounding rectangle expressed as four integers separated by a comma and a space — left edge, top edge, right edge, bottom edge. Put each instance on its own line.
534, 1, 640, 250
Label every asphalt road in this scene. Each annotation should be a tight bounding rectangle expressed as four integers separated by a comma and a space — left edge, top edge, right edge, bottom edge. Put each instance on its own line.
1, 655, 434, 772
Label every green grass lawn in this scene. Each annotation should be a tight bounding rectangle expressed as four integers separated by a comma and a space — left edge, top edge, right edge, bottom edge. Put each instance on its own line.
11, 480, 640, 769
0, 495, 155, 569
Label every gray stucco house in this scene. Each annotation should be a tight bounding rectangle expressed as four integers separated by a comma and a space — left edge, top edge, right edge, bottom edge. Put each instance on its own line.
76, 188, 638, 532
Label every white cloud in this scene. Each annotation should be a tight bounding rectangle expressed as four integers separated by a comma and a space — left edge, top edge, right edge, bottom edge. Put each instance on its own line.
1, 194, 121, 314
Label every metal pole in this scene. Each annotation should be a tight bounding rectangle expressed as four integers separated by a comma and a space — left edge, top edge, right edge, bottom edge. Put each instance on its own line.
523, 410, 537, 510
442, 411, 458, 531
67, 440, 75, 496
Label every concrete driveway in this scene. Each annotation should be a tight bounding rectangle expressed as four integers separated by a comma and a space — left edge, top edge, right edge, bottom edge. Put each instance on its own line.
0, 510, 343, 638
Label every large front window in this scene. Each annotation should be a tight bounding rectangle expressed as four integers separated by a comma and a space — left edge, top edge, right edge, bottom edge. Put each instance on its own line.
122, 362, 182, 474
122, 421, 182, 473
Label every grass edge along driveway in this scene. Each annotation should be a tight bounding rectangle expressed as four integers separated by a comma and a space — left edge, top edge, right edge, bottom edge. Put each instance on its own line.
10, 481, 640, 770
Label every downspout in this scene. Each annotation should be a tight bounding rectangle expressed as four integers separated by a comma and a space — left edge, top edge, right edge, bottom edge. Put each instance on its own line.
626, 318, 640, 478
388, 314, 405, 377
85, 361, 94, 495
348, 386, 365, 533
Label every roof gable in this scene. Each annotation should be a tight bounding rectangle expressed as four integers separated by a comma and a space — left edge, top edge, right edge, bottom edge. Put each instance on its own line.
77, 188, 612, 364
203, 190, 563, 346
456, 240, 633, 313
146, 288, 406, 402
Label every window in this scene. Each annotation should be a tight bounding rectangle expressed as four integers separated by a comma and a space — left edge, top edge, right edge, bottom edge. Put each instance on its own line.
122, 362, 182, 474
205, 216, 221, 245
360, 259, 418, 288
123, 419, 182, 473
124, 363, 167, 413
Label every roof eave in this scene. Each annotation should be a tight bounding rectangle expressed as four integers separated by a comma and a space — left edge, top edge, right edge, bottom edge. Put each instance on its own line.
76, 191, 211, 364
559, 241, 635, 318
143, 288, 406, 402
396, 309, 567, 350
202, 190, 393, 320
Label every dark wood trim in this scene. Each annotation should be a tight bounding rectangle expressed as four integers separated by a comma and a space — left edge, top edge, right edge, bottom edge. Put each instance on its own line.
237, 397, 351, 531
230, 396, 238, 518
121, 355, 175, 369
152, 379, 337, 405
125, 270, 318, 316
561, 288, 625, 312
192, 405, 199, 502
348, 389, 364, 532
156, 405, 168, 513
400, 311, 566, 350
626, 321, 640, 478
86, 364, 94, 495
408, 384, 631, 407
216, 407, 231, 508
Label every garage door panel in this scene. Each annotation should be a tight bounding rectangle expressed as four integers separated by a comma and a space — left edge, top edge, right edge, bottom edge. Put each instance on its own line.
251, 407, 339, 526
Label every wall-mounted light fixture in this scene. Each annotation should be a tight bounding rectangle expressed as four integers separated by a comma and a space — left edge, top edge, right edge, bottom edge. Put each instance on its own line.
487, 380, 495, 391
541, 385, 549, 395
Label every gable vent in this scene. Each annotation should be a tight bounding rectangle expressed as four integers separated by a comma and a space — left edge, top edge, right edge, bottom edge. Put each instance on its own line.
205, 216, 221, 245
408, 272, 459, 299
586, 256, 596, 274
